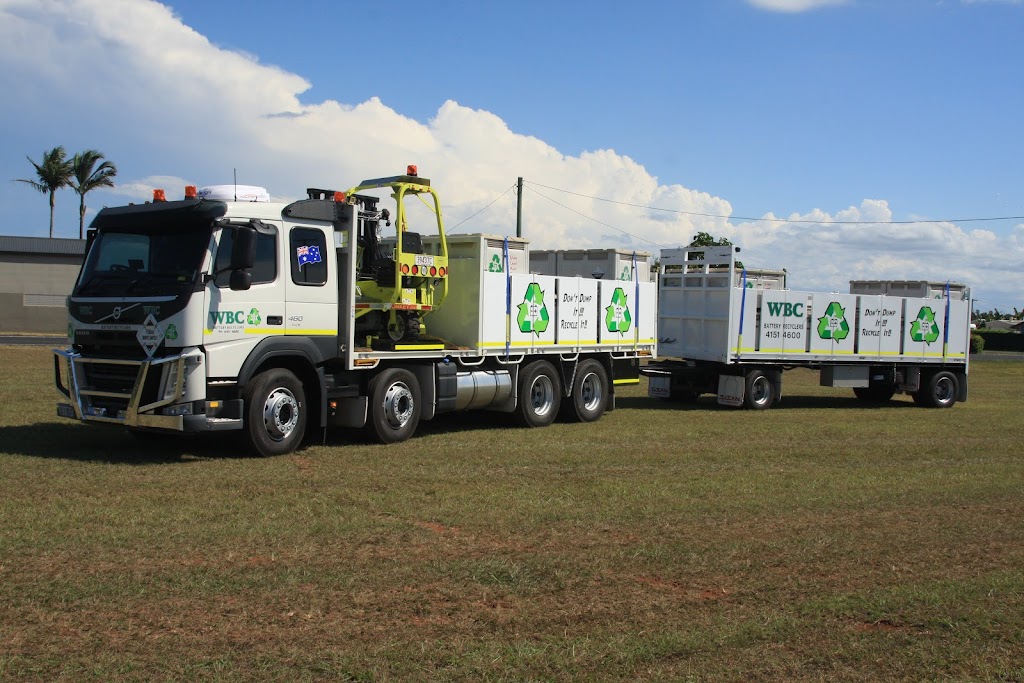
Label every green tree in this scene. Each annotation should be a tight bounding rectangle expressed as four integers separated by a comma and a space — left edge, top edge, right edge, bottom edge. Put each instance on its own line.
16, 146, 73, 238
70, 150, 117, 239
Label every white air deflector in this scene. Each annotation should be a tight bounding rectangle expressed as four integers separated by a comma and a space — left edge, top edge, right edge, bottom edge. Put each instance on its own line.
197, 185, 270, 202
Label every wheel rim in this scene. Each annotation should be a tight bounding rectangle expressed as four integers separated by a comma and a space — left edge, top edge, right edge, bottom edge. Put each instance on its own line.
387, 316, 405, 342
580, 372, 602, 412
530, 375, 555, 416
935, 376, 954, 404
263, 387, 299, 442
383, 381, 414, 429
750, 376, 771, 406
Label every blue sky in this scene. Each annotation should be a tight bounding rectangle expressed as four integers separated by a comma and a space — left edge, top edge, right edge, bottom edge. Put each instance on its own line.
1, 0, 1022, 309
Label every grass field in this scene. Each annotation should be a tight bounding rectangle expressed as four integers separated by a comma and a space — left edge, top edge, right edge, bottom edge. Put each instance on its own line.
1, 346, 1023, 682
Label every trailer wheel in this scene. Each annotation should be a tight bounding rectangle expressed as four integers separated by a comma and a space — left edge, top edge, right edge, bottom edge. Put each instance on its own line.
243, 368, 306, 456
914, 370, 958, 409
367, 368, 421, 442
744, 370, 775, 410
562, 359, 608, 423
516, 360, 562, 428
853, 386, 896, 403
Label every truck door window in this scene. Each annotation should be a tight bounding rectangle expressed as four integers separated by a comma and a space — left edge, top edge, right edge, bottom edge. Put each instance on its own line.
290, 228, 328, 286
215, 228, 277, 287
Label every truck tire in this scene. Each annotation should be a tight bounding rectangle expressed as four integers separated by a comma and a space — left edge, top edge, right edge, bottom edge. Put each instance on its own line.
853, 386, 896, 402
744, 369, 775, 410
561, 359, 608, 423
367, 368, 421, 443
516, 360, 562, 428
914, 370, 958, 409
243, 368, 306, 456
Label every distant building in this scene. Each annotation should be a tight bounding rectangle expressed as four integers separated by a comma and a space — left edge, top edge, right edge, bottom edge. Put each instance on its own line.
0, 236, 85, 333
984, 319, 1023, 332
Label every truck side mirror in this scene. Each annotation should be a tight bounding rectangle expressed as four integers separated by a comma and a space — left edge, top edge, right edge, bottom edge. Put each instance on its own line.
229, 269, 252, 291
231, 226, 257, 271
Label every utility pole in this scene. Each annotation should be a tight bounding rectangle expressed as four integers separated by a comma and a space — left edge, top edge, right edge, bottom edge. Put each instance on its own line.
516, 177, 523, 239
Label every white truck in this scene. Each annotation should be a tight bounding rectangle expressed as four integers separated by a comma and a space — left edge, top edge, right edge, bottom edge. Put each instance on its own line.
54, 168, 657, 455
643, 245, 971, 409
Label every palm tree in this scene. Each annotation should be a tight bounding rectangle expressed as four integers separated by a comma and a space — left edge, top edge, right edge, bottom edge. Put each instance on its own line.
17, 146, 73, 238
70, 150, 118, 238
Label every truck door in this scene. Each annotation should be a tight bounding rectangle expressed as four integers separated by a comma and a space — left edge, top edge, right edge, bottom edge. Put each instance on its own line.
204, 221, 287, 379
285, 225, 337, 341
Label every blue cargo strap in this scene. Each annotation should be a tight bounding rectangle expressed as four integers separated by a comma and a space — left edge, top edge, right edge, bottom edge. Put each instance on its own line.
504, 237, 511, 360
943, 281, 951, 359
737, 268, 748, 356
632, 251, 639, 349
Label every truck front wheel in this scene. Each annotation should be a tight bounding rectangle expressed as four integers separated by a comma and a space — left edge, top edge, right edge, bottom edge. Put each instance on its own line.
243, 368, 307, 456
516, 360, 562, 428
913, 370, 958, 408
367, 368, 421, 443
561, 359, 608, 423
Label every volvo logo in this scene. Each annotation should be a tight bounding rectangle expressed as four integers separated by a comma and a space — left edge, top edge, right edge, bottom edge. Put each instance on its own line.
96, 302, 140, 324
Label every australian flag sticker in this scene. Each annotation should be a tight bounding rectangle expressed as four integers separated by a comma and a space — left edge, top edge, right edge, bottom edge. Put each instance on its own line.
296, 244, 322, 267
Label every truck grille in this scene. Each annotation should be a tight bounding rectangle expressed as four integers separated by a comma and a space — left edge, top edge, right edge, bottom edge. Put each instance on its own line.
61, 355, 174, 420
82, 362, 140, 396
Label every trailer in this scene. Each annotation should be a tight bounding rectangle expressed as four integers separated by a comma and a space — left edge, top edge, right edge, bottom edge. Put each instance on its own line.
643, 245, 971, 409
54, 168, 656, 455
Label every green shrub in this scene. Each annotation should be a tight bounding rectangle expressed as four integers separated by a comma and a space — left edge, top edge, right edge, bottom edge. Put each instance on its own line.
970, 334, 985, 354
977, 330, 1024, 352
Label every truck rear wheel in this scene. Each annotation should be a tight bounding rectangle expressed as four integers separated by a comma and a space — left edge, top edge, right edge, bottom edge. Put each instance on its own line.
367, 368, 421, 442
516, 360, 562, 428
243, 368, 306, 456
561, 359, 608, 423
744, 369, 775, 410
914, 370, 958, 408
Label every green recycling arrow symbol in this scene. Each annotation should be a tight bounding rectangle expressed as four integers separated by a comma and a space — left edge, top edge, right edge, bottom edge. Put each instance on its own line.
517, 282, 550, 335
605, 287, 632, 334
910, 306, 940, 344
816, 301, 850, 340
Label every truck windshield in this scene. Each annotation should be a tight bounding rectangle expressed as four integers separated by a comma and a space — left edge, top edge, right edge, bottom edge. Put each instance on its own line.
76, 226, 211, 297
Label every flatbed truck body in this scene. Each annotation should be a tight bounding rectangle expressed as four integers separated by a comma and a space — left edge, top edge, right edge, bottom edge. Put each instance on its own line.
54, 173, 656, 455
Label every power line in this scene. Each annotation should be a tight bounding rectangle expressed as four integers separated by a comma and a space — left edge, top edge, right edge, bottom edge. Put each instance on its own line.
524, 185, 667, 248
524, 180, 1024, 226
449, 183, 516, 230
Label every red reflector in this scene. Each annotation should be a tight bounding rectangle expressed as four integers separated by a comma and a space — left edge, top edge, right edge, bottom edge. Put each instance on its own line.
184, 185, 197, 199
153, 189, 166, 202
412, 265, 419, 275
429, 266, 437, 276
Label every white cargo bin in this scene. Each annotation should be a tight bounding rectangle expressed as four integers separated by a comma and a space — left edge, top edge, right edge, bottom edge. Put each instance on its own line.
529, 250, 558, 276
849, 280, 887, 297
425, 234, 529, 274
731, 268, 787, 290
851, 279, 968, 301
552, 249, 651, 282
427, 234, 656, 352
886, 280, 968, 301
